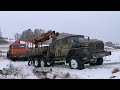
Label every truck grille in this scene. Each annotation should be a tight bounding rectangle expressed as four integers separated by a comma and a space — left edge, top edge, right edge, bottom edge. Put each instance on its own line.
88, 44, 96, 53
96, 43, 104, 52
88, 42, 104, 54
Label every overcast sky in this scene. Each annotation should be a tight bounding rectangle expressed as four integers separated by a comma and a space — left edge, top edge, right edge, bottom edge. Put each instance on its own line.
0, 11, 120, 43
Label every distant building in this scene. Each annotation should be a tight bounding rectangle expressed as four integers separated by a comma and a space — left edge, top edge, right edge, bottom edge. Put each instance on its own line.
15, 33, 21, 40
105, 42, 114, 47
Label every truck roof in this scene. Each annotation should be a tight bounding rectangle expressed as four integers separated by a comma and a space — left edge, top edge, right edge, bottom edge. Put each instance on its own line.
56, 35, 84, 41
11, 43, 26, 46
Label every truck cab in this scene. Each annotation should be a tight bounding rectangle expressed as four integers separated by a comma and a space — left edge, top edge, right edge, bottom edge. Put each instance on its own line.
7, 40, 29, 61
47, 35, 111, 70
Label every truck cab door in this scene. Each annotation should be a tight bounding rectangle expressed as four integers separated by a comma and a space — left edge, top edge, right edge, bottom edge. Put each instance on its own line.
48, 43, 55, 56
61, 38, 72, 57
54, 40, 62, 57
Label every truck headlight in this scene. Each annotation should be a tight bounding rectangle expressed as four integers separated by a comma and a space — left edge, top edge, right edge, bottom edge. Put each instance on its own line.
85, 44, 88, 47
84, 48, 88, 53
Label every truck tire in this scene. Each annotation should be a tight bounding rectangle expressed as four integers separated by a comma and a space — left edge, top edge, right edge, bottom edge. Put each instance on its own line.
49, 61, 55, 66
28, 59, 32, 66
96, 58, 103, 65
33, 58, 40, 68
69, 56, 84, 70
40, 58, 47, 67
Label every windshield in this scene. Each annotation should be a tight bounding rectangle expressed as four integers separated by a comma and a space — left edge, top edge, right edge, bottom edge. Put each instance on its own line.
70, 36, 84, 43
10, 44, 26, 49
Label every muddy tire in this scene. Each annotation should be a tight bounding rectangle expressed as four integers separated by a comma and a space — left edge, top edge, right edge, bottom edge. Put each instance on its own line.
28, 60, 31, 66
28, 59, 32, 66
69, 56, 84, 70
39, 58, 47, 67
96, 58, 103, 65
49, 61, 55, 66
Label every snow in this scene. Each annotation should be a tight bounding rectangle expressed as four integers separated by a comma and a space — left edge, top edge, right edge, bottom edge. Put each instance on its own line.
11, 61, 38, 79
0, 57, 10, 70
104, 46, 114, 49
43, 65, 113, 79
0, 44, 9, 57
1, 44, 120, 79
0, 57, 38, 79
106, 50, 120, 60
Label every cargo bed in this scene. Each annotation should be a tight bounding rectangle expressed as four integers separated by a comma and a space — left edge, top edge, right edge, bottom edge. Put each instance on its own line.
26, 46, 48, 56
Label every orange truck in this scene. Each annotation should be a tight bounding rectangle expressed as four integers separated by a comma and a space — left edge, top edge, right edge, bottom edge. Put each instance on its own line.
7, 40, 29, 61
7, 30, 59, 61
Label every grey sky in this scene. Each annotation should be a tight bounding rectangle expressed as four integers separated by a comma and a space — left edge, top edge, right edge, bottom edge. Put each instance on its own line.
0, 11, 120, 43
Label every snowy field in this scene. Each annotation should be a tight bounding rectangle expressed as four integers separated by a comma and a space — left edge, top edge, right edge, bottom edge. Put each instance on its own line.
0, 44, 9, 57
0, 44, 120, 79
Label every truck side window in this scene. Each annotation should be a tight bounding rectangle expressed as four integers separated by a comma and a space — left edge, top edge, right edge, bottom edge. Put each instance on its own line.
67, 38, 72, 44
62, 39, 68, 45
59, 40, 62, 46
10, 46, 13, 49
55, 40, 61, 46
49, 43, 53, 51
10, 46, 12, 49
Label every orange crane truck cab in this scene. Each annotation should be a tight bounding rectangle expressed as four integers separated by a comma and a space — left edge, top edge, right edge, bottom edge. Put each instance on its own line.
7, 40, 29, 61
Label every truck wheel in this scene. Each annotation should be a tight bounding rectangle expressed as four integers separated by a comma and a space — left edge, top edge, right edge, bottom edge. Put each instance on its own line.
89, 58, 97, 66
96, 58, 103, 65
69, 56, 84, 70
50, 61, 55, 66
28, 59, 32, 66
40, 58, 47, 67
33, 58, 40, 68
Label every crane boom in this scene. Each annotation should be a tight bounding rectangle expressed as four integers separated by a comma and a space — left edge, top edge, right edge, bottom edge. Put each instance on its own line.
29, 30, 59, 48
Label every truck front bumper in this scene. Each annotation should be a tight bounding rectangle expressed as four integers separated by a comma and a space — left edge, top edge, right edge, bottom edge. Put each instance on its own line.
93, 51, 111, 58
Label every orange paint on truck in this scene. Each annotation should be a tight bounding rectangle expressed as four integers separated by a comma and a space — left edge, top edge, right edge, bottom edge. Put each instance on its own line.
7, 40, 29, 60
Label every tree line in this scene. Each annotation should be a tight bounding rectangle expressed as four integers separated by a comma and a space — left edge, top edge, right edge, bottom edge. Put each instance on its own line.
0, 30, 9, 44
16, 29, 75, 44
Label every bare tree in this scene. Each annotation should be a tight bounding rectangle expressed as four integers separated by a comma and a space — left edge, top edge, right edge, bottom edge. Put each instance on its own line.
19, 29, 34, 41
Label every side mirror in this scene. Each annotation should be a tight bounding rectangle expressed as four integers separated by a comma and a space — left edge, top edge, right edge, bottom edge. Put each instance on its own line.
56, 32, 59, 36
88, 37, 90, 40
84, 36, 90, 40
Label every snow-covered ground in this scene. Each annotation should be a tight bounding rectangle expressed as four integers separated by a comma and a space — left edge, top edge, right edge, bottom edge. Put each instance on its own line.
0, 44, 120, 79
0, 57, 38, 79
0, 44, 9, 57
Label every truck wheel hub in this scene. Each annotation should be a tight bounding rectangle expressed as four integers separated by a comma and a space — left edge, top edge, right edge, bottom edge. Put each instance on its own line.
35, 60, 38, 66
41, 61, 45, 67
71, 59, 78, 69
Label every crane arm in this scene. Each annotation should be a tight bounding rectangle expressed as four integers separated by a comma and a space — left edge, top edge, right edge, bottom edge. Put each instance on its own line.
29, 30, 59, 47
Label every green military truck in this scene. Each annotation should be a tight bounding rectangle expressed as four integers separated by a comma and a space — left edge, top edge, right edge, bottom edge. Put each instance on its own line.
27, 35, 111, 70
